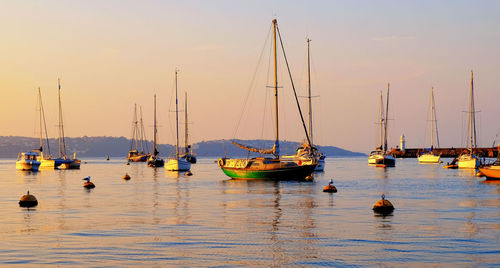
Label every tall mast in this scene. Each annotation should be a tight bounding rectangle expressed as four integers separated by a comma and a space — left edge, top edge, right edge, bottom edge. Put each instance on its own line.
273, 19, 279, 158
139, 106, 145, 153
384, 83, 390, 152
58, 78, 66, 158
307, 38, 313, 145
38, 87, 43, 151
175, 70, 180, 160
430, 87, 434, 148
153, 94, 158, 156
379, 91, 384, 149
184, 91, 189, 154
469, 70, 477, 150
133, 104, 139, 151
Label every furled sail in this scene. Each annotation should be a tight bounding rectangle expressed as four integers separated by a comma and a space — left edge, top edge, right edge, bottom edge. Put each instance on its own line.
232, 141, 276, 155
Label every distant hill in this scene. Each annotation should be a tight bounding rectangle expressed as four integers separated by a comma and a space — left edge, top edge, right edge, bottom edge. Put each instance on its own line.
0, 136, 365, 158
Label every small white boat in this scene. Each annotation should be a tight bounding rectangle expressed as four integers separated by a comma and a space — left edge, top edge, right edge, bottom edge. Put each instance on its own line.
165, 157, 191, 171
457, 71, 481, 169
16, 152, 41, 171
418, 87, 441, 164
368, 149, 396, 167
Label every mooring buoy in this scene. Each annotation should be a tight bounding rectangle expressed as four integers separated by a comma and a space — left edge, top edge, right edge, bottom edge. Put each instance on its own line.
186, 171, 193, 176
83, 176, 95, 189
123, 173, 131, 180
372, 194, 394, 214
323, 179, 337, 193
19, 191, 38, 207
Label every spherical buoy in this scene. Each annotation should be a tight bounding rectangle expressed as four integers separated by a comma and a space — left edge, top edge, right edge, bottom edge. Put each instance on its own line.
123, 173, 131, 180
83, 176, 95, 189
186, 171, 193, 176
323, 179, 337, 193
19, 191, 38, 207
373, 194, 394, 214
305, 175, 313, 181
126, 162, 130, 165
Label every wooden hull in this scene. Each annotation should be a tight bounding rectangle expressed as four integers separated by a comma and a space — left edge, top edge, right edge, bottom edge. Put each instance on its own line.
479, 166, 500, 179
128, 155, 149, 162
219, 158, 316, 180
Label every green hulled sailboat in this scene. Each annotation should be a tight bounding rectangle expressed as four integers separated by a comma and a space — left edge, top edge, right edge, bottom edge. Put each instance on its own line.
218, 19, 317, 180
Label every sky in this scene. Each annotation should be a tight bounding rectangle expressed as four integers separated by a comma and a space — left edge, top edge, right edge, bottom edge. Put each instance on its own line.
0, 0, 499, 153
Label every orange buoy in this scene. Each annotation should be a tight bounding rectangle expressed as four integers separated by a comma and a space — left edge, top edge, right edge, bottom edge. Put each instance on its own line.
373, 194, 394, 214
123, 173, 131, 180
19, 191, 38, 207
323, 179, 337, 193
476, 171, 485, 177
83, 176, 95, 189
186, 171, 193, 176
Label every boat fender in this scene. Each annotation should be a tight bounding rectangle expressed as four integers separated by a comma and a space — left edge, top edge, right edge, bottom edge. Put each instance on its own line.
218, 159, 224, 167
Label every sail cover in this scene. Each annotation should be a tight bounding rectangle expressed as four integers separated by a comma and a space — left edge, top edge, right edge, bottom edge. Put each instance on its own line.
232, 141, 276, 155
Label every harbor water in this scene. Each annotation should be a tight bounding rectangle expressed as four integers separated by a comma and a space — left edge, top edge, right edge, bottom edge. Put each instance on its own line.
0, 157, 499, 266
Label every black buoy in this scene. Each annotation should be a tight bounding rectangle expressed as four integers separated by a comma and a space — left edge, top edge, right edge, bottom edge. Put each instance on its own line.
106, 155, 110, 160
123, 173, 131, 180
323, 179, 337, 193
186, 171, 193, 176
83, 176, 95, 189
126, 162, 130, 165
19, 191, 38, 207
372, 194, 394, 214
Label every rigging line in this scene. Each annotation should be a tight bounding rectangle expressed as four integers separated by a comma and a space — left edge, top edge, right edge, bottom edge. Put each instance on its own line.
276, 25, 311, 146
261, 34, 274, 139
492, 127, 500, 147
232, 24, 273, 140
39, 90, 51, 154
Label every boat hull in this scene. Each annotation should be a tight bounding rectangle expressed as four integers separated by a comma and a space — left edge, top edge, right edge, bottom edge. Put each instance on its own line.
314, 157, 325, 171
147, 156, 164, 167
165, 158, 191, 171
368, 153, 395, 167
478, 166, 500, 179
127, 152, 149, 162
219, 158, 316, 180
457, 154, 480, 169
418, 153, 441, 164
16, 161, 41, 171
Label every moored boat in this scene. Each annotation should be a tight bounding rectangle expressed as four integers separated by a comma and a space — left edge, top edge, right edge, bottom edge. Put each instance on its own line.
479, 162, 500, 179
16, 152, 41, 171
127, 104, 150, 162
218, 19, 317, 180
418, 87, 441, 164
147, 94, 164, 167
368, 84, 395, 167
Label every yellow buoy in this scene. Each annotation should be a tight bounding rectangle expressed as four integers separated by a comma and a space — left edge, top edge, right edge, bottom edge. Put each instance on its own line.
323, 179, 337, 193
123, 173, 131, 180
476, 171, 485, 177
186, 171, 193, 176
83, 176, 95, 189
372, 194, 394, 214
19, 191, 38, 207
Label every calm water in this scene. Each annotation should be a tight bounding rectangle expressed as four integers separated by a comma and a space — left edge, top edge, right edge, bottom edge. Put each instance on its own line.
0, 157, 499, 266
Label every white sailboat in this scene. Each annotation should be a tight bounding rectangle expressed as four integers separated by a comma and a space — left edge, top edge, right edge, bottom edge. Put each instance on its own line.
368, 84, 396, 167
165, 70, 191, 171
35, 87, 56, 169
458, 71, 481, 169
418, 87, 441, 163
283, 38, 325, 171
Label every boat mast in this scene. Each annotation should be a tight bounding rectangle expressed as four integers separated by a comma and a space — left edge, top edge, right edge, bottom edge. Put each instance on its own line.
175, 70, 180, 160
469, 70, 477, 150
379, 91, 384, 149
153, 94, 158, 157
139, 106, 146, 153
38, 88, 43, 151
184, 91, 189, 154
384, 83, 390, 152
133, 104, 139, 151
307, 38, 313, 146
430, 87, 434, 149
58, 78, 67, 158
273, 19, 279, 158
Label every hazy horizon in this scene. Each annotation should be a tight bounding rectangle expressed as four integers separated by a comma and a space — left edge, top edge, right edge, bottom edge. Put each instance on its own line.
1, 1, 499, 153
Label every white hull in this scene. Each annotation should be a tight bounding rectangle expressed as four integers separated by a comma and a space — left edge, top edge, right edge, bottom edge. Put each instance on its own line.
165, 158, 191, 171
457, 154, 480, 169
368, 151, 396, 167
418, 153, 441, 164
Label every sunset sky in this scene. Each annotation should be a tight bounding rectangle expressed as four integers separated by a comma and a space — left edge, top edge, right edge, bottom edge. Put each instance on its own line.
1, 0, 499, 153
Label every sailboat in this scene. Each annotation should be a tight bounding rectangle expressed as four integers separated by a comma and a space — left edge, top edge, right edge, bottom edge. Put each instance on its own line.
35, 87, 56, 169
218, 19, 317, 180
182, 92, 197, 164
53, 79, 81, 169
418, 87, 441, 163
127, 104, 150, 162
457, 71, 481, 169
282, 38, 325, 171
147, 94, 165, 167
368, 84, 396, 167
165, 70, 192, 171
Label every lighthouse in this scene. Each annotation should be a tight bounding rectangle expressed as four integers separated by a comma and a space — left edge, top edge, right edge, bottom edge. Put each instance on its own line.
400, 134, 406, 151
